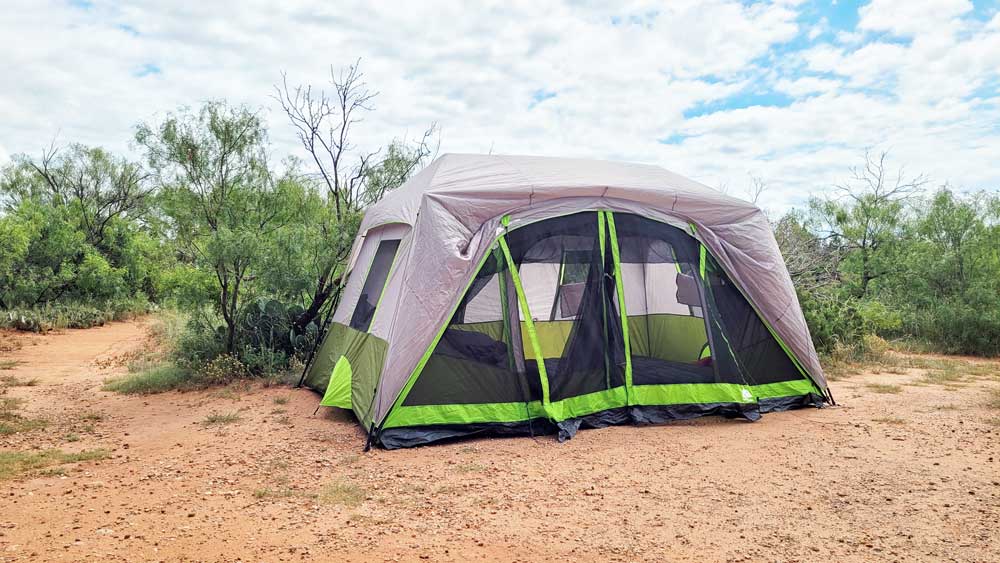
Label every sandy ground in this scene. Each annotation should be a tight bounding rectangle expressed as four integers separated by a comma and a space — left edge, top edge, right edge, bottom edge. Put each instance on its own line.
1, 320, 998, 563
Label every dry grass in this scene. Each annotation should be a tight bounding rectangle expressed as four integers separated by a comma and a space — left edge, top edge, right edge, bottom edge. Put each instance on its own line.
201, 411, 242, 426
319, 481, 364, 506
866, 383, 903, 394
251, 474, 363, 507
1, 374, 38, 387
455, 462, 486, 473
872, 416, 907, 425
0, 449, 110, 480
0, 397, 48, 435
0, 359, 22, 370
987, 389, 1000, 410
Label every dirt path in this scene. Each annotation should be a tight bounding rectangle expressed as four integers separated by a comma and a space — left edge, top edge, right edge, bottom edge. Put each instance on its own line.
1, 320, 999, 562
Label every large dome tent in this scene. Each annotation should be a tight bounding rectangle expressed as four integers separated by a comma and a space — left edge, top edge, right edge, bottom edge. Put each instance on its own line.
302, 154, 832, 448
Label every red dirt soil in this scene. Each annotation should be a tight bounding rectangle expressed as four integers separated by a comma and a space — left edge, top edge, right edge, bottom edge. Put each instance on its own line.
1, 319, 999, 562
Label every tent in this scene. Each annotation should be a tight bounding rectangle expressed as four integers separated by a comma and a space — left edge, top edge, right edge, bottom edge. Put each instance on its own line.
303, 154, 832, 448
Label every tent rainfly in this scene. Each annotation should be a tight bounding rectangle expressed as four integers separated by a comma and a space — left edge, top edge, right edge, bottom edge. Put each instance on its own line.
303, 154, 832, 449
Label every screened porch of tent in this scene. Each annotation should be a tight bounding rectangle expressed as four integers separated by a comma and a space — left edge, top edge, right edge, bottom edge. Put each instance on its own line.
386, 210, 819, 431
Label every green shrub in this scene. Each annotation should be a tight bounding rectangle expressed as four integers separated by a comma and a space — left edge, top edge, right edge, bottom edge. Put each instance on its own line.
171, 315, 226, 370
797, 287, 865, 355
899, 297, 1000, 357
0, 299, 151, 332
196, 355, 250, 385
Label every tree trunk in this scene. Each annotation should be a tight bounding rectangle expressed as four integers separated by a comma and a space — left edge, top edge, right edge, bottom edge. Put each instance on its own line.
218, 265, 237, 355
293, 268, 337, 332
227, 268, 243, 355
225, 319, 237, 355
860, 250, 872, 297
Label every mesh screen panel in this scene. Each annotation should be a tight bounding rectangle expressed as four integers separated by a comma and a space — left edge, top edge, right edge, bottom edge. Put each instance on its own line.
506, 212, 625, 402
403, 248, 539, 406
703, 254, 803, 384
612, 214, 744, 385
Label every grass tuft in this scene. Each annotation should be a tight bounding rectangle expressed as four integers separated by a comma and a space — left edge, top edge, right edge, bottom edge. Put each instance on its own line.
866, 383, 903, 394
0, 448, 110, 480
201, 411, 241, 426
0, 360, 22, 370
872, 416, 907, 425
319, 480, 364, 506
0, 397, 48, 435
103, 363, 194, 395
272, 395, 289, 405
1, 374, 38, 387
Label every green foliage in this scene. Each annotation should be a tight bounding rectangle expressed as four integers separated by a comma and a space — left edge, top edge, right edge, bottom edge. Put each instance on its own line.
196, 355, 250, 385
0, 299, 151, 332
136, 101, 310, 354
787, 178, 1000, 361
171, 314, 227, 371
0, 144, 169, 314
4, 84, 429, 382
886, 189, 1000, 355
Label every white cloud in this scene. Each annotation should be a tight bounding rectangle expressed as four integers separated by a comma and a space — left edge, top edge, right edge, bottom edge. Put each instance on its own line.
775, 76, 842, 96
859, 0, 972, 37
0, 0, 998, 213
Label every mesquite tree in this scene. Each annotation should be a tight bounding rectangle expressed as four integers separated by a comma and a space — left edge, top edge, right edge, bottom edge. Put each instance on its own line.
274, 61, 436, 331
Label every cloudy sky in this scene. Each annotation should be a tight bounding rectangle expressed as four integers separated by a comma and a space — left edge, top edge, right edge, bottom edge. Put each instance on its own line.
2, 0, 998, 209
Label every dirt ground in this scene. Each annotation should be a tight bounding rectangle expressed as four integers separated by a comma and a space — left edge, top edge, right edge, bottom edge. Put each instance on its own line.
1, 320, 998, 563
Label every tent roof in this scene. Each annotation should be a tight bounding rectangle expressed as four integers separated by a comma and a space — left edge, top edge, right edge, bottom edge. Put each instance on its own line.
360, 153, 755, 232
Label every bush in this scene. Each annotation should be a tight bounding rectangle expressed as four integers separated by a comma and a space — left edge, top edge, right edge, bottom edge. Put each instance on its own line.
797, 287, 864, 355
171, 314, 226, 370
168, 298, 318, 378
196, 355, 249, 386
797, 285, 900, 365
900, 297, 1000, 356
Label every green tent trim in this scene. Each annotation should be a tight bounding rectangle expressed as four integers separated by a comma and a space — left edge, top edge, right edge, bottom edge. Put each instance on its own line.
319, 355, 353, 410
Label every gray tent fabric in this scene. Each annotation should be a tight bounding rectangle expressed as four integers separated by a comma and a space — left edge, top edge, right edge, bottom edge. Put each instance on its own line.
329, 154, 827, 426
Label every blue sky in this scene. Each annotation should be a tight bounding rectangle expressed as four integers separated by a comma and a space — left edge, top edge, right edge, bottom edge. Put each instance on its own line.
1, 0, 998, 210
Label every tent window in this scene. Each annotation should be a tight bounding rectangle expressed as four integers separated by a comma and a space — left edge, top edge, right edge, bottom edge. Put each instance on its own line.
349, 239, 400, 332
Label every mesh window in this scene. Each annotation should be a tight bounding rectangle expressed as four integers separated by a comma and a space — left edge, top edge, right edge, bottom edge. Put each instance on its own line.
612, 214, 742, 385
403, 247, 539, 406
349, 239, 400, 332
505, 212, 625, 402
703, 255, 803, 385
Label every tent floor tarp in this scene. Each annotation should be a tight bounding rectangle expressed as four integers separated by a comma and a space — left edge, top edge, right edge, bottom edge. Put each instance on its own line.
377, 392, 824, 449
